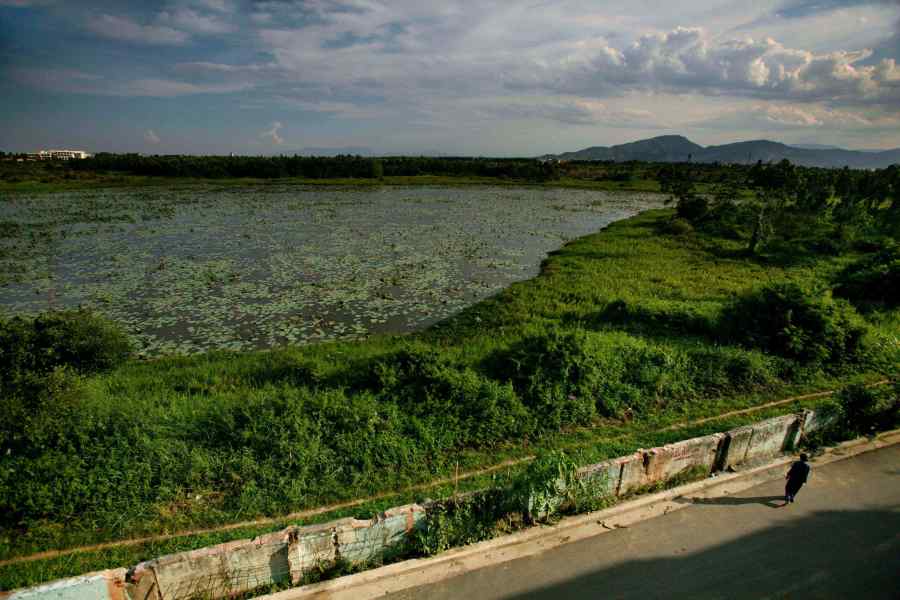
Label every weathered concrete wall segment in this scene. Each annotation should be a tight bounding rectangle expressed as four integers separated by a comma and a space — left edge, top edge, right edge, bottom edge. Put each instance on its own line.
5, 409, 836, 600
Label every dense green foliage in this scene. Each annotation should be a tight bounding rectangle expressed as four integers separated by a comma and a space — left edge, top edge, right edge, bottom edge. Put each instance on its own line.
831, 383, 899, 437
0, 311, 134, 530
834, 244, 900, 308
412, 450, 604, 556
719, 283, 869, 368
661, 159, 900, 255
1, 152, 898, 576
0, 310, 132, 387
810, 383, 900, 443
1, 204, 895, 565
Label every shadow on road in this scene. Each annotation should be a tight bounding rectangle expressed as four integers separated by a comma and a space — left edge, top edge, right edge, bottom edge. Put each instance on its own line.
505, 509, 900, 600
675, 494, 785, 508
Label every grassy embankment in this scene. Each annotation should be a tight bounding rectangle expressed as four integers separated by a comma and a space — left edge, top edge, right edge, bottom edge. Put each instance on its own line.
1, 208, 897, 589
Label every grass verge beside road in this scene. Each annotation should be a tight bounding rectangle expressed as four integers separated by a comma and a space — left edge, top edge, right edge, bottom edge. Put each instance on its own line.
0, 384, 885, 591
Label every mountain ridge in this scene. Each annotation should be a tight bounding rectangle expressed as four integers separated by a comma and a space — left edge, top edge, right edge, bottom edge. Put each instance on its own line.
549, 135, 900, 169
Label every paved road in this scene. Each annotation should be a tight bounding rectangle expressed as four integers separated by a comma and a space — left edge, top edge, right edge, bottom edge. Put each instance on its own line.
385, 445, 900, 600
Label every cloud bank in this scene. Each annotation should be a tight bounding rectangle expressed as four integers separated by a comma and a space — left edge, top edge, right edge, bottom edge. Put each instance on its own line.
2, 0, 898, 153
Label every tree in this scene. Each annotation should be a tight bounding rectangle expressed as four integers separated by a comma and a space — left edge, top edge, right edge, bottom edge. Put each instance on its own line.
746, 159, 798, 254
659, 165, 708, 222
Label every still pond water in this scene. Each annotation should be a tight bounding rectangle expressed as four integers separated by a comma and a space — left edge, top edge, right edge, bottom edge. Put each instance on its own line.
0, 185, 663, 355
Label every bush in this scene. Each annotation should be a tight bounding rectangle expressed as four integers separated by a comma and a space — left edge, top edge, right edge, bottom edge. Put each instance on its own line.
411, 490, 509, 556
820, 383, 900, 440
675, 196, 709, 222
0, 309, 132, 388
686, 347, 776, 392
0, 311, 136, 526
598, 300, 714, 337
491, 330, 599, 429
719, 282, 869, 368
833, 244, 900, 308
664, 218, 694, 236
507, 451, 579, 523
0, 367, 149, 526
371, 346, 532, 447
836, 384, 900, 435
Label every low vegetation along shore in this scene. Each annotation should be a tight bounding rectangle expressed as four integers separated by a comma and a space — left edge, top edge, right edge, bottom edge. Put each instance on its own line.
1, 160, 898, 590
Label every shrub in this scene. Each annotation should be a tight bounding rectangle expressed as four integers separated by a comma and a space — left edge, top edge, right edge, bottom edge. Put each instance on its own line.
686, 347, 776, 392
491, 330, 599, 429
719, 282, 869, 368
664, 218, 694, 236
411, 490, 509, 556
833, 244, 900, 308
598, 299, 715, 337
675, 196, 709, 222
371, 346, 532, 447
507, 451, 579, 523
0, 367, 149, 526
0, 309, 132, 388
833, 383, 899, 437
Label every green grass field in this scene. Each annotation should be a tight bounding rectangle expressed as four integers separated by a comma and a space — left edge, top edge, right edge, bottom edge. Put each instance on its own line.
1, 208, 896, 590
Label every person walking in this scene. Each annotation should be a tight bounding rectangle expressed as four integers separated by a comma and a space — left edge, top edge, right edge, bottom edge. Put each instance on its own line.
784, 453, 811, 505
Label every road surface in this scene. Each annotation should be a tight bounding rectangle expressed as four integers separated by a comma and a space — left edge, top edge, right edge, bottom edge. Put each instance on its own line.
384, 444, 900, 599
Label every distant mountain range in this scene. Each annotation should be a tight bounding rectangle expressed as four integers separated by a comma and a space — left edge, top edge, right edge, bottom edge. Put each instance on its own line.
547, 135, 900, 169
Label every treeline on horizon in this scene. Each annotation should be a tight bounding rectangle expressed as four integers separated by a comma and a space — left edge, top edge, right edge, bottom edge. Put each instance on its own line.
61, 153, 562, 181
5, 150, 899, 188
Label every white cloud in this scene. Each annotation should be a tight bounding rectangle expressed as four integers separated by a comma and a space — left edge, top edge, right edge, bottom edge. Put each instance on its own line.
250, 12, 272, 24
174, 61, 276, 73
85, 14, 189, 45
499, 27, 900, 107
270, 95, 387, 119
114, 79, 252, 97
0, 0, 55, 6
144, 129, 161, 144
260, 121, 284, 145
196, 0, 233, 12
252, 2, 900, 111
159, 8, 233, 35
730, 2, 898, 54
10, 0, 900, 152
12, 68, 253, 97
460, 96, 661, 127
693, 102, 897, 131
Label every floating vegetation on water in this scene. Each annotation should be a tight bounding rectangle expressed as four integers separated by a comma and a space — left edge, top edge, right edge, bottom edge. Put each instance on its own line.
0, 185, 663, 355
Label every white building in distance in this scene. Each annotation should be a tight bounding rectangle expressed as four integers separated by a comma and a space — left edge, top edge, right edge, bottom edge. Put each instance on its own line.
27, 149, 92, 160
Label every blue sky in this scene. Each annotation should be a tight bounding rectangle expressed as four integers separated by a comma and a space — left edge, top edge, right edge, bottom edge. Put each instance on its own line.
2, 0, 899, 155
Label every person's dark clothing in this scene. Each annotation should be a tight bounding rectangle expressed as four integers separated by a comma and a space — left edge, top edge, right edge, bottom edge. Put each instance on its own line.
785, 460, 810, 503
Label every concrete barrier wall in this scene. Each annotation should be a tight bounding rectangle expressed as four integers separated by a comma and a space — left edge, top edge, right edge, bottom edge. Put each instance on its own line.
1, 570, 127, 600
612, 452, 646, 496
128, 528, 295, 600
8, 409, 835, 600
801, 408, 839, 437
286, 522, 337, 584
122, 504, 425, 600
741, 414, 801, 464
334, 504, 425, 565
720, 425, 753, 470
642, 433, 725, 487
576, 458, 620, 498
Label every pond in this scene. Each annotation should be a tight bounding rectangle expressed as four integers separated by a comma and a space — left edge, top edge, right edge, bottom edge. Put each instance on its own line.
0, 185, 664, 355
